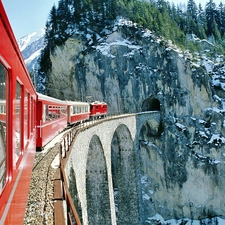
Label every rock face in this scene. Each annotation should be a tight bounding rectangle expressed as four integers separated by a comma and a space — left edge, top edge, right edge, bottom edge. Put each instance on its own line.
46, 21, 225, 223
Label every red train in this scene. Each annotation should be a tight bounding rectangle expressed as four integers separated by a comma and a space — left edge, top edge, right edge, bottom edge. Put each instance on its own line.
36, 93, 68, 150
36, 96, 107, 150
0, 2, 37, 224
0, 1, 107, 224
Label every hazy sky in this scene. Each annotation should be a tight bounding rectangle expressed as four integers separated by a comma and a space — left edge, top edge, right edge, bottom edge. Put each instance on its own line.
2, 0, 58, 39
1, 0, 223, 40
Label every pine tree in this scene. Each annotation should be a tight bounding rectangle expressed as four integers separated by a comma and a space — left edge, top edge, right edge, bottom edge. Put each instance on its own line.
56, 0, 72, 41
45, 4, 58, 50
187, 0, 198, 22
217, 2, 225, 36
205, 0, 219, 35
186, 0, 198, 34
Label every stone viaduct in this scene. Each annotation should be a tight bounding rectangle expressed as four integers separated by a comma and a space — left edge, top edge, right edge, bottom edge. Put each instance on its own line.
64, 111, 161, 225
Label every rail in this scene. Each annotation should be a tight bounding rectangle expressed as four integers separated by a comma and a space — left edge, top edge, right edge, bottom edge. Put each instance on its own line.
53, 113, 141, 224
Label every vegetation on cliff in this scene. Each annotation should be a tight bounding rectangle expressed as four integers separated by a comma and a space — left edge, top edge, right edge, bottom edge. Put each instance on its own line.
37, 0, 225, 93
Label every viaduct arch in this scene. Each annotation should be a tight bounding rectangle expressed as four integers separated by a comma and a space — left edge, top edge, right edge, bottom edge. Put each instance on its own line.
64, 112, 161, 225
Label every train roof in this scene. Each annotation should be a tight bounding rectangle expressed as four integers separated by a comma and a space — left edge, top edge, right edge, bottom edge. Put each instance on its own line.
37, 93, 68, 105
65, 101, 90, 106
90, 101, 107, 105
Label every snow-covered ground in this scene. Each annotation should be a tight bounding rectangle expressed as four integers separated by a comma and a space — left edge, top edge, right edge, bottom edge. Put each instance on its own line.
147, 213, 225, 225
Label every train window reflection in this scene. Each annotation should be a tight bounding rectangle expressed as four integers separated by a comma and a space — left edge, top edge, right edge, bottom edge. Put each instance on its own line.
15, 81, 21, 162
60, 106, 66, 115
44, 105, 67, 122
0, 63, 7, 193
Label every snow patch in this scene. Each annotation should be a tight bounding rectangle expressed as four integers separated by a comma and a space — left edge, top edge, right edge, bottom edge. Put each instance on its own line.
208, 134, 225, 145
94, 39, 141, 58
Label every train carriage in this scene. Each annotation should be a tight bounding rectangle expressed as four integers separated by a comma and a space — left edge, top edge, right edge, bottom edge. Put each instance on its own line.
36, 93, 68, 150
67, 101, 90, 124
0, 2, 37, 224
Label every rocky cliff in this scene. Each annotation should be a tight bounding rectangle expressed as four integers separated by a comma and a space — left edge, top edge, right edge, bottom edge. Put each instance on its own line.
46, 19, 225, 223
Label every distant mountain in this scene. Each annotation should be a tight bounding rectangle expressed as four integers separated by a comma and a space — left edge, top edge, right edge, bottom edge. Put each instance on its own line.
18, 29, 45, 72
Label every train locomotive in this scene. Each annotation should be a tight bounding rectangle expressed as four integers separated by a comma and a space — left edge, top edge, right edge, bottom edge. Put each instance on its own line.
0, 1, 107, 224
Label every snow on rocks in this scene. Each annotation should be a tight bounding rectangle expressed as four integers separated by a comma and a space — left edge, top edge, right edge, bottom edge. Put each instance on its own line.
147, 214, 225, 225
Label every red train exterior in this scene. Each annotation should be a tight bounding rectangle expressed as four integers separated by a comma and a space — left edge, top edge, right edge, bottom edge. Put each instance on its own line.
0, 1, 108, 223
67, 101, 90, 124
36, 93, 68, 150
0, 1, 37, 224
90, 101, 108, 118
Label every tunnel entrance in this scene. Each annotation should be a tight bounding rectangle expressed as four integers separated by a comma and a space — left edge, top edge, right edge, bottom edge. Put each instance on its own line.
142, 97, 160, 111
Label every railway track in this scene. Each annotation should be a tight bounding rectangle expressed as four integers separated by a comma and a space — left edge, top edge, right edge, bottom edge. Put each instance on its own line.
23, 144, 58, 225
23, 127, 73, 225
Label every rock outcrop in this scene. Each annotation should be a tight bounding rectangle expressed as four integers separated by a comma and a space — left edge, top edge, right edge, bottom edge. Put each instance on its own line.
46, 19, 225, 223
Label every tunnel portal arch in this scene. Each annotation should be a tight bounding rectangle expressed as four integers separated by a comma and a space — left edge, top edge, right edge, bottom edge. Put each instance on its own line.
142, 97, 161, 111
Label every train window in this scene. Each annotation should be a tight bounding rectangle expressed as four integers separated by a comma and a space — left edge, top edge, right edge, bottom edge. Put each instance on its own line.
44, 105, 65, 121
42, 105, 48, 123
33, 99, 36, 129
32, 99, 34, 130
15, 82, 21, 162
30, 97, 33, 132
49, 105, 58, 119
24, 92, 28, 143
0, 63, 7, 193
60, 106, 66, 115
72, 106, 76, 114
44, 105, 49, 122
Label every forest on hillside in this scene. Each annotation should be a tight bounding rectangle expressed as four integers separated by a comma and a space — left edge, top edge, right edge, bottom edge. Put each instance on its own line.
37, 0, 225, 92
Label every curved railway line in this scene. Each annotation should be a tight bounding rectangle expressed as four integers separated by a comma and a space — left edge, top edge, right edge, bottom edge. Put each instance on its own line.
23, 114, 134, 224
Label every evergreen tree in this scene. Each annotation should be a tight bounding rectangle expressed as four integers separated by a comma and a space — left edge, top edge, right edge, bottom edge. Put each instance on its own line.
187, 0, 198, 22
205, 0, 219, 35
57, 0, 72, 41
186, 0, 198, 34
72, 0, 81, 22
218, 2, 225, 36
45, 4, 58, 50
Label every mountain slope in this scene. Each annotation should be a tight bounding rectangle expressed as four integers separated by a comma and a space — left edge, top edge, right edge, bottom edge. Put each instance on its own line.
18, 29, 45, 72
